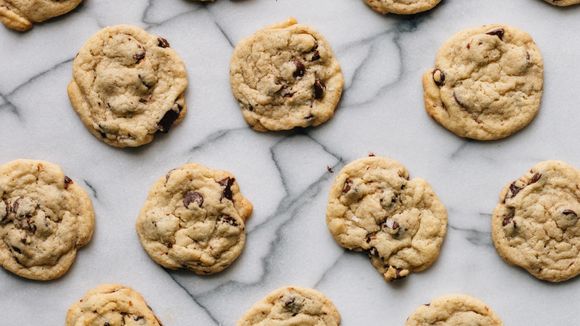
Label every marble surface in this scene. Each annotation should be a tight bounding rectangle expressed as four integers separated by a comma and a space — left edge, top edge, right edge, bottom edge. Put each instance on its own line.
1, 0, 580, 325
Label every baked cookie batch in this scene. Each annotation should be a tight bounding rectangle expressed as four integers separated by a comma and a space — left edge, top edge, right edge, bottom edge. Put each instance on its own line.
1, 0, 579, 325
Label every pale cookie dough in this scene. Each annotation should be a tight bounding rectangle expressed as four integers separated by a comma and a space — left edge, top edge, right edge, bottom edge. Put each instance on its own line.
364, 0, 441, 15
423, 24, 544, 140
136, 163, 253, 274
68, 25, 188, 148
326, 156, 447, 282
0, 159, 94, 280
238, 286, 341, 326
492, 160, 580, 282
544, 0, 580, 6
0, 0, 82, 31
66, 284, 162, 326
406, 294, 503, 326
230, 18, 344, 131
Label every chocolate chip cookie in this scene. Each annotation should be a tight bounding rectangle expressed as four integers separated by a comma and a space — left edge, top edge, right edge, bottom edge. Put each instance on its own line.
68, 25, 188, 148
0, 0, 82, 31
238, 286, 341, 326
423, 24, 544, 140
544, 0, 580, 6
0, 159, 94, 280
136, 163, 253, 274
406, 294, 503, 325
492, 160, 580, 282
66, 284, 162, 326
230, 18, 344, 131
326, 156, 447, 282
364, 0, 441, 15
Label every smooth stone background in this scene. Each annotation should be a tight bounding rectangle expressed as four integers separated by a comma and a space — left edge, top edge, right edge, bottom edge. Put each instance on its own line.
0, 0, 579, 325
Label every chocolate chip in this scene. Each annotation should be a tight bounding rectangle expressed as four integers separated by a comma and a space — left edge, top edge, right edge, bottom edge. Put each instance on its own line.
157, 37, 170, 48
11, 246, 21, 254
369, 247, 378, 257
64, 176, 73, 190
509, 182, 522, 199
183, 191, 203, 208
502, 210, 515, 226
432, 69, 445, 86
529, 173, 542, 184
133, 52, 145, 63
368, 152, 376, 157
218, 215, 239, 227
342, 178, 352, 193
313, 79, 325, 100
304, 113, 315, 120
283, 296, 303, 315
218, 177, 235, 201
563, 209, 577, 218
293, 60, 305, 78
134, 316, 144, 321
157, 104, 182, 133
486, 28, 505, 40
311, 51, 321, 61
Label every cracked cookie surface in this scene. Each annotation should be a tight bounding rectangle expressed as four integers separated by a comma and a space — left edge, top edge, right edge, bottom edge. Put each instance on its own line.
238, 286, 341, 326
66, 284, 162, 326
0, 0, 82, 31
326, 156, 447, 282
544, 0, 580, 6
0, 159, 94, 280
230, 18, 343, 131
136, 163, 252, 274
423, 24, 543, 140
364, 0, 441, 15
68, 25, 188, 148
406, 294, 503, 326
492, 160, 580, 282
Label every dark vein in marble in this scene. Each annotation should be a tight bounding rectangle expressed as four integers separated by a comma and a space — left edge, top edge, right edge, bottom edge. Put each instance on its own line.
205, 6, 234, 48
83, 180, 98, 200
5, 58, 73, 97
313, 251, 346, 288
166, 272, 220, 326
0, 94, 21, 120
188, 127, 248, 153
449, 223, 492, 247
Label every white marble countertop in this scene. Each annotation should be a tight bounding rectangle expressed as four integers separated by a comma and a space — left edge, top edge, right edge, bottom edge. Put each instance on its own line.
1, 0, 580, 325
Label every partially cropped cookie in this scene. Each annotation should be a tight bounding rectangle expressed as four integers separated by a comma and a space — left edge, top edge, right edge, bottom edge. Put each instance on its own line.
544, 0, 580, 6
0, 0, 82, 31
364, 0, 441, 15
423, 24, 543, 140
492, 160, 580, 282
68, 25, 188, 148
136, 163, 252, 274
0, 159, 94, 280
238, 286, 341, 326
230, 18, 344, 131
326, 156, 447, 282
406, 294, 503, 326
66, 284, 162, 326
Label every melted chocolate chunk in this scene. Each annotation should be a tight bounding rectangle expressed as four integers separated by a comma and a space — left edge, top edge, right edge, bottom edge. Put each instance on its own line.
133, 52, 146, 63
313, 79, 325, 100
508, 182, 522, 199
486, 28, 505, 40
183, 191, 204, 208
563, 209, 577, 218
342, 178, 352, 193
433, 69, 445, 86
218, 215, 239, 227
502, 209, 515, 226
311, 51, 321, 61
157, 37, 170, 48
283, 296, 303, 316
293, 60, 306, 78
218, 177, 235, 201
529, 173, 542, 184
64, 176, 73, 189
157, 104, 182, 133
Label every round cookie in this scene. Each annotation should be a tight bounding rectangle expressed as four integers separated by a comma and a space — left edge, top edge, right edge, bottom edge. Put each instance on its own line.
423, 24, 544, 140
0, 0, 82, 31
136, 163, 253, 274
230, 18, 344, 132
238, 286, 341, 326
492, 160, 580, 282
364, 0, 441, 15
0, 159, 94, 280
406, 294, 503, 326
66, 284, 162, 326
544, 0, 580, 6
326, 156, 447, 282
68, 25, 188, 148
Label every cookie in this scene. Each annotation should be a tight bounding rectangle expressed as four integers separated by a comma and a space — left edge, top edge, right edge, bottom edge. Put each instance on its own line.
423, 24, 544, 140
326, 156, 447, 282
544, 0, 580, 6
406, 294, 503, 326
492, 160, 580, 282
136, 163, 253, 274
68, 25, 188, 148
0, 0, 81, 31
364, 0, 441, 15
66, 284, 162, 326
230, 18, 344, 131
0, 159, 94, 280
237, 286, 341, 326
